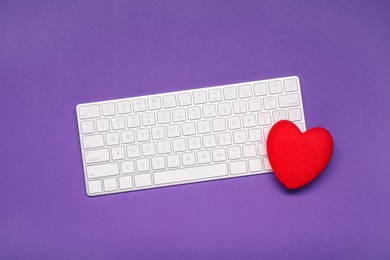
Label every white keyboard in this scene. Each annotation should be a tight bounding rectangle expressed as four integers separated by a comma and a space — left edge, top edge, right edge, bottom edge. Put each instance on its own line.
76, 76, 306, 196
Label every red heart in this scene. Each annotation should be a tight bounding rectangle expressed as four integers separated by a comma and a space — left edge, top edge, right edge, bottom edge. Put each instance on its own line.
266, 120, 333, 189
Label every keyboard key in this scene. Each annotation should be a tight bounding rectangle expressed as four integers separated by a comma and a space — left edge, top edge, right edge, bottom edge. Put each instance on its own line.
227, 116, 241, 130
127, 144, 141, 158
112, 146, 125, 160
253, 82, 267, 96
187, 107, 202, 120
233, 100, 247, 114
126, 115, 141, 128
111, 116, 125, 130
223, 86, 237, 100
264, 157, 272, 170
86, 163, 119, 179
157, 111, 171, 124
182, 152, 196, 166
82, 134, 104, 149
193, 91, 207, 104
121, 130, 135, 144
243, 144, 257, 158
167, 154, 181, 168
96, 118, 110, 132
121, 160, 135, 174
132, 99, 147, 112
147, 96, 162, 110
84, 149, 110, 164
248, 129, 262, 142
233, 130, 247, 144
288, 108, 302, 121
212, 118, 226, 132
134, 174, 152, 187
248, 98, 262, 112
258, 143, 267, 156
157, 140, 171, 154
228, 146, 242, 160
272, 110, 287, 123
208, 89, 222, 102
212, 148, 227, 162
278, 94, 300, 108
238, 84, 253, 98
103, 102, 117, 116
166, 124, 181, 138
197, 150, 211, 164
172, 138, 186, 152
135, 128, 150, 142
242, 114, 256, 128
217, 102, 232, 116
119, 176, 133, 190
203, 104, 217, 118
284, 78, 298, 92
197, 120, 211, 134
269, 81, 283, 94
178, 93, 192, 106
88, 180, 102, 194
142, 112, 156, 126
78, 104, 100, 119
136, 158, 150, 172
163, 94, 177, 108
154, 164, 228, 185
182, 122, 196, 136
257, 112, 272, 126
151, 126, 166, 140
263, 96, 277, 110
116, 101, 131, 114
218, 132, 232, 146
203, 134, 217, 148
248, 159, 262, 172
230, 161, 247, 175
152, 156, 166, 170
80, 120, 95, 134
104, 178, 118, 192
188, 136, 202, 150
263, 127, 271, 140
142, 142, 156, 156
106, 132, 119, 146
172, 108, 186, 122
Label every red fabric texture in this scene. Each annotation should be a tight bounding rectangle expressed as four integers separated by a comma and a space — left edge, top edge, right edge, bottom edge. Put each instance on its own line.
266, 120, 333, 189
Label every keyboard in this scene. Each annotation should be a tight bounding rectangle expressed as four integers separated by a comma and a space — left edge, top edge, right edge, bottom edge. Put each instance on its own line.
76, 76, 306, 196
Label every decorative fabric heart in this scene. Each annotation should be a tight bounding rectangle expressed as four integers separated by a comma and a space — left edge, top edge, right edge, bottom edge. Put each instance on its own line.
266, 120, 333, 189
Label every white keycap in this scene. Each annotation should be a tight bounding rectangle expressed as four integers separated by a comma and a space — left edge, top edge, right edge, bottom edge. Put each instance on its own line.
86, 163, 119, 178
182, 122, 196, 136
203, 134, 217, 148
151, 126, 166, 140
83, 134, 104, 149
178, 93, 192, 106
197, 150, 211, 164
264, 157, 272, 170
142, 142, 156, 156
136, 128, 150, 142
147, 96, 162, 110
112, 116, 125, 130
212, 118, 226, 132
203, 104, 217, 118
212, 148, 227, 162
228, 146, 242, 160
136, 158, 150, 172
288, 108, 302, 121
103, 102, 117, 116
157, 111, 171, 124
223, 86, 237, 100
121, 160, 135, 174
134, 174, 152, 187
278, 94, 300, 108
218, 132, 232, 146
88, 180, 102, 194
208, 89, 222, 102
116, 101, 131, 114
84, 149, 110, 163
154, 164, 228, 185
248, 98, 262, 112
269, 81, 283, 94
248, 159, 262, 172
230, 161, 247, 174
106, 132, 119, 146
104, 178, 118, 191
253, 82, 268, 96
258, 112, 272, 126
182, 152, 196, 166
172, 138, 186, 152
121, 130, 135, 144
142, 112, 156, 126
197, 120, 211, 134
258, 143, 267, 156
284, 78, 298, 92
119, 176, 133, 189
163, 94, 177, 108
132, 98, 147, 112
233, 100, 247, 114
263, 96, 277, 110
272, 110, 287, 123
243, 144, 257, 158
217, 102, 232, 116
263, 127, 271, 140
227, 116, 241, 130
167, 124, 181, 138
81, 120, 95, 134
152, 156, 166, 170
96, 118, 110, 132
127, 144, 141, 158
242, 114, 256, 128
127, 115, 141, 128
193, 91, 207, 104
238, 84, 253, 98
187, 107, 202, 120
188, 136, 202, 150
157, 140, 171, 154
167, 154, 181, 168
233, 130, 247, 144
172, 108, 186, 122
78, 105, 100, 119
248, 129, 262, 142
112, 146, 125, 160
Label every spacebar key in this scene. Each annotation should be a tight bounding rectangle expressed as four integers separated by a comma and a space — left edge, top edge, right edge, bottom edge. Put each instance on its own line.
154, 163, 228, 185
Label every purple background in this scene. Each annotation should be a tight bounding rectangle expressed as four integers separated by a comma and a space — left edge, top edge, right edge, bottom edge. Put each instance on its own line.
1, 1, 389, 259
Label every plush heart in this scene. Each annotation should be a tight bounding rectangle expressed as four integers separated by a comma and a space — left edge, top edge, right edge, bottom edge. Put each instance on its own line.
266, 120, 333, 189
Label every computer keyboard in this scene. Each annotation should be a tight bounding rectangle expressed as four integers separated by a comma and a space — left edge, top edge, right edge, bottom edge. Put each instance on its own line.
76, 76, 306, 196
